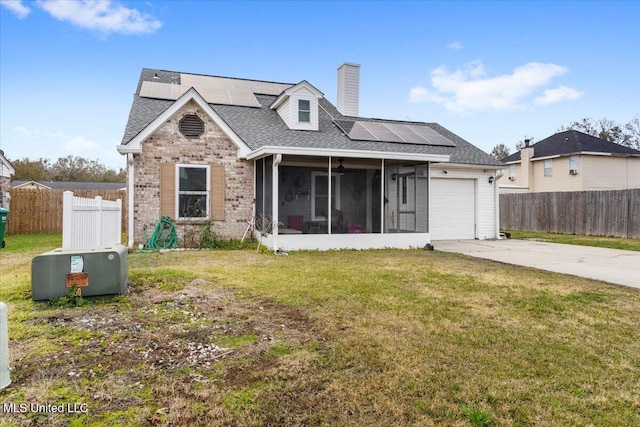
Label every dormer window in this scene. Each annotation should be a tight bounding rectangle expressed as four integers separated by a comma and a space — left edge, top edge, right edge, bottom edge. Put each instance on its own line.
298, 100, 311, 123
270, 81, 323, 131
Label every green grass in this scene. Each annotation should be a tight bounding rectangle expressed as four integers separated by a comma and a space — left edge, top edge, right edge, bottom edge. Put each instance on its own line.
505, 229, 640, 251
1, 234, 639, 426
2, 232, 62, 252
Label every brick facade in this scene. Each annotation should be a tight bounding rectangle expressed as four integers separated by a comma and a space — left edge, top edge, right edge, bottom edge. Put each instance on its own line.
130, 100, 253, 246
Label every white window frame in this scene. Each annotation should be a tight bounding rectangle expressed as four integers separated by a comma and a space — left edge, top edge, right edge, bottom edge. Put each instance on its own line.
311, 171, 340, 221
569, 155, 579, 173
508, 164, 516, 180
176, 164, 210, 220
544, 159, 553, 177
298, 99, 311, 123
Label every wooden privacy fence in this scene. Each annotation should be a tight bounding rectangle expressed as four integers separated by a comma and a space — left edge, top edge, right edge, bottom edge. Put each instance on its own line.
7, 188, 127, 235
62, 191, 122, 249
500, 189, 640, 238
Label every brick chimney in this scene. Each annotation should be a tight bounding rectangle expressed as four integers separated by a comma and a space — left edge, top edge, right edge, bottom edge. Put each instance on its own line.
337, 63, 360, 117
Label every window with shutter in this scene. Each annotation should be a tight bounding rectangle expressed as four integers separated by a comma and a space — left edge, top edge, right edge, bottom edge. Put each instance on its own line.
178, 166, 209, 218
160, 163, 224, 220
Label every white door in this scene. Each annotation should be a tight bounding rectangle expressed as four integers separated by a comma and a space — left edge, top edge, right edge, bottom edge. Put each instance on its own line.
430, 178, 476, 240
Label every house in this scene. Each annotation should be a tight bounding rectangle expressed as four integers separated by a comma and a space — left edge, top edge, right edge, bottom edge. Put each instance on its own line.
117, 64, 503, 251
0, 150, 15, 209
501, 130, 640, 193
11, 180, 126, 191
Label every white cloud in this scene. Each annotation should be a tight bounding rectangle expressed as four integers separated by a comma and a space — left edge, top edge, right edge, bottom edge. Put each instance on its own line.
64, 136, 100, 153
447, 41, 463, 50
14, 125, 67, 139
409, 60, 581, 113
534, 85, 584, 105
0, 0, 31, 18
35, 0, 162, 35
409, 87, 430, 103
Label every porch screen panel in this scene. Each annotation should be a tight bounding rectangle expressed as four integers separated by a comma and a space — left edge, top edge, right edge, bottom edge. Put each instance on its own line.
334, 167, 369, 234
415, 165, 429, 232
384, 164, 426, 233
370, 168, 382, 233
278, 157, 329, 235
262, 156, 273, 231
255, 158, 264, 230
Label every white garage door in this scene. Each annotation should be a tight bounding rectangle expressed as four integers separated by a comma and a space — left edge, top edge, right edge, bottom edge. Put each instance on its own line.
430, 178, 476, 240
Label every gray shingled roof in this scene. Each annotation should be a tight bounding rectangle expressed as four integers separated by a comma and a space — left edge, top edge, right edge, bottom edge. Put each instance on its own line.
503, 130, 640, 163
120, 68, 502, 167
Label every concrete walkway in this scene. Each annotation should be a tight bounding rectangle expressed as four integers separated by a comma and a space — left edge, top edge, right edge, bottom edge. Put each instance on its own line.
434, 239, 640, 289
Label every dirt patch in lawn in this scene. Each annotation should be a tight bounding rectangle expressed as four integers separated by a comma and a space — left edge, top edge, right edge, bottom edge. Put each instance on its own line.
8, 277, 327, 426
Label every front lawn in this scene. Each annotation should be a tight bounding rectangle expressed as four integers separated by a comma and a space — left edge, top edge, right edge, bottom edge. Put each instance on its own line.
1, 234, 639, 426
505, 230, 640, 252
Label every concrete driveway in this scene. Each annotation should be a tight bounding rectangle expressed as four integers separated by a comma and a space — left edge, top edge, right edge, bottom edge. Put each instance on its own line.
434, 239, 640, 289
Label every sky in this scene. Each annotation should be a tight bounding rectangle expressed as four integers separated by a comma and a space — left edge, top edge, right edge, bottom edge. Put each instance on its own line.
1, 0, 639, 171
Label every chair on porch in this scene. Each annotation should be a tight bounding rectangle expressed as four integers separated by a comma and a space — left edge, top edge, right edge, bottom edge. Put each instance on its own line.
288, 215, 304, 232
331, 209, 346, 233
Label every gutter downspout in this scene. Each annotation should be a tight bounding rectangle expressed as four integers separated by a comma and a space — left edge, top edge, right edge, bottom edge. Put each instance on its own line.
127, 153, 135, 248
494, 169, 504, 239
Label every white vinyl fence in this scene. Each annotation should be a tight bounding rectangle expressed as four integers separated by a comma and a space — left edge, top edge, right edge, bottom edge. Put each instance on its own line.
62, 191, 122, 249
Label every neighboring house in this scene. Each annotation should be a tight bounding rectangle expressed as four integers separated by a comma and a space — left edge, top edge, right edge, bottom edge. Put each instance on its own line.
501, 130, 640, 193
118, 64, 503, 251
11, 181, 126, 191
0, 150, 15, 208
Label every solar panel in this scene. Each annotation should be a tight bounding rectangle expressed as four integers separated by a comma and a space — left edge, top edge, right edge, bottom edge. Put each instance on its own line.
386, 123, 431, 144
360, 122, 405, 143
334, 119, 456, 147
140, 81, 188, 100
334, 119, 355, 134
349, 122, 378, 140
140, 73, 292, 107
408, 125, 456, 147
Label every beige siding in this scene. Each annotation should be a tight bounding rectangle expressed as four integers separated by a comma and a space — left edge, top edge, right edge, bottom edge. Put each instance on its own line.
531, 157, 583, 192
505, 163, 526, 187
506, 154, 640, 193
581, 156, 640, 190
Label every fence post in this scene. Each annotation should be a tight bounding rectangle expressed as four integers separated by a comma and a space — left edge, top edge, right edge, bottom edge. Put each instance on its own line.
116, 198, 122, 244
62, 191, 74, 249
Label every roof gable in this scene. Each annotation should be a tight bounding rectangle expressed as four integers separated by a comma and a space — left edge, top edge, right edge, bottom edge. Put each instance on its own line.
118, 87, 251, 157
269, 81, 323, 110
0, 150, 15, 178
505, 130, 640, 163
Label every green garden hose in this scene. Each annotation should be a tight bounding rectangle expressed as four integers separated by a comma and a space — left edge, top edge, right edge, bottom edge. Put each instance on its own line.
142, 216, 178, 252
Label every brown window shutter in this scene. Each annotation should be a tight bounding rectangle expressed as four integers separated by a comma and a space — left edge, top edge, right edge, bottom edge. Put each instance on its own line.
210, 164, 225, 220
160, 163, 176, 218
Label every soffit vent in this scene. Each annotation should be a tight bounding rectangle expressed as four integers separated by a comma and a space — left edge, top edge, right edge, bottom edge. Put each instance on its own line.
179, 115, 204, 139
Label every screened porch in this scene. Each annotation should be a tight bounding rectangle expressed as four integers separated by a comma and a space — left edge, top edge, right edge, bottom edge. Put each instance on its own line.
254, 155, 431, 248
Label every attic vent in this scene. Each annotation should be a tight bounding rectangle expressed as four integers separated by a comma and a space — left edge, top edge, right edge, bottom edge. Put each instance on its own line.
179, 115, 204, 139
